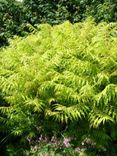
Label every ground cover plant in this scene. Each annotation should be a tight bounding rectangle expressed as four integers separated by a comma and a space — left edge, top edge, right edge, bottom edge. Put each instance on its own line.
0, 18, 117, 155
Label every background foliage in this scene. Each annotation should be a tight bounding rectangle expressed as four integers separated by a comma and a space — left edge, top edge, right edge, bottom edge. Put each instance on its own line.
0, 0, 23, 46
0, 0, 117, 47
23, 0, 117, 24
0, 19, 117, 155
0, 0, 34, 47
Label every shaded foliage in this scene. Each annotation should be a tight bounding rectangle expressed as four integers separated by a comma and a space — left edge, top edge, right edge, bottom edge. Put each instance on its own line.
23, 0, 117, 24
0, 0, 34, 47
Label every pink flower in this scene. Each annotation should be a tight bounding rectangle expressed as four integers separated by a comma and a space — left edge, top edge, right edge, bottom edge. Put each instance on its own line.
63, 137, 71, 147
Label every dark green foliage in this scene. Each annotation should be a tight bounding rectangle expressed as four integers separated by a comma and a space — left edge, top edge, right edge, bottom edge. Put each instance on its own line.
0, 0, 23, 46
23, 0, 117, 25
0, 0, 35, 47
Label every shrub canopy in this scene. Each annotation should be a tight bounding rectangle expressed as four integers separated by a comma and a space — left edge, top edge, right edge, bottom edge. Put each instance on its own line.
23, 0, 117, 24
0, 19, 117, 137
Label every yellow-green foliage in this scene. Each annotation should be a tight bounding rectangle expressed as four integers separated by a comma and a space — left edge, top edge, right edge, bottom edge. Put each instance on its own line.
0, 18, 117, 136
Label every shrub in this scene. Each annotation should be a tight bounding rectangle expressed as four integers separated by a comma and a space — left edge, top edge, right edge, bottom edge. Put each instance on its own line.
0, 0, 23, 46
0, 18, 117, 154
0, 0, 35, 47
23, 0, 117, 24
